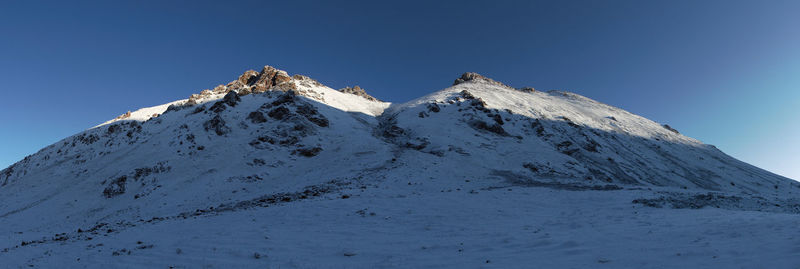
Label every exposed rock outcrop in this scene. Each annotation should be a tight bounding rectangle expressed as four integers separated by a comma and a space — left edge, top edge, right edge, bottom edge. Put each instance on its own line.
237, 70, 259, 86
292, 75, 324, 88
663, 124, 680, 134
338, 86, 380, 102
518, 87, 535, 93
204, 66, 299, 99
249, 66, 296, 93
173, 65, 336, 112
247, 111, 267, 124
102, 176, 127, 198
222, 91, 241, 107
115, 111, 132, 120
203, 115, 230, 136
453, 72, 508, 87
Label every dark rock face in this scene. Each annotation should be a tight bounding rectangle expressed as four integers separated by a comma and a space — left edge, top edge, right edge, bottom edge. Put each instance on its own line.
270, 92, 296, 107
378, 116, 406, 139
164, 104, 184, 114
1, 166, 14, 186
338, 86, 380, 102
633, 193, 744, 210
107, 124, 122, 135
427, 103, 440, 113
469, 120, 508, 136
583, 139, 601, 152
268, 107, 291, 120
203, 115, 230, 136
247, 111, 267, 124
296, 104, 329, 127
458, 90, 489, 111
663, 124, 680, 134
222, 91, 241, 106
244, 94, 329, 156
103, 176, 127, 198
209, 102, 227, 113
518, 87, 536, 93
293, 146, 323, 157
249, 91, 330, 128
460, 90, 477, 100
191, 105, 206, 115
492, 114, 504, 125
208, 91, 241, 113
77, 134, 100, 145
132, 162, 171, 181
523, 163, 539, 173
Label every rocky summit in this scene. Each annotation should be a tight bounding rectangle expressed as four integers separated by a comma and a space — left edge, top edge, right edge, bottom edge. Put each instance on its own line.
338, 85, 381, 102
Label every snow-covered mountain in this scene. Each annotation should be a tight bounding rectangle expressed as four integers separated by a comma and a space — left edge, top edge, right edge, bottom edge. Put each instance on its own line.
2, 66, 798, 268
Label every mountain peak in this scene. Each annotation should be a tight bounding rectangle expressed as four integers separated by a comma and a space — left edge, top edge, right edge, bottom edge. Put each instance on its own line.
2, 64, 798, 267
233, 65, 296, 95
453, 72, 507, 87
184, 65, 299, 106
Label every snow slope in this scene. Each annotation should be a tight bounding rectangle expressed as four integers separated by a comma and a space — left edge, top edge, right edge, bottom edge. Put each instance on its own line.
1, 66, 798, 268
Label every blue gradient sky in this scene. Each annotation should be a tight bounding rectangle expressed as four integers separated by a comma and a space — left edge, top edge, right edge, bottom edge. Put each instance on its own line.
1, 0, 798, 180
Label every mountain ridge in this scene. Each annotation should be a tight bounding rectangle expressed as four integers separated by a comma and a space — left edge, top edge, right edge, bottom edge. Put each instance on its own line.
2, 64, 799, 267
2, 65, 795, 192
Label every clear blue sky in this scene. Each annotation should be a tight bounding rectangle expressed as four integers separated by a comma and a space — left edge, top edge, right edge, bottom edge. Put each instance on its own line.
1, 0, 798, 180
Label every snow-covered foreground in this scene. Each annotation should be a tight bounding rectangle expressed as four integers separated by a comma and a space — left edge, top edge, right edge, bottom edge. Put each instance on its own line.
3, 179, 799, 268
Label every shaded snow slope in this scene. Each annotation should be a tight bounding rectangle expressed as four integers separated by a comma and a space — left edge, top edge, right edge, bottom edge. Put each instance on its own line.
383, 79, 796, 195
1, 66, 798, 267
